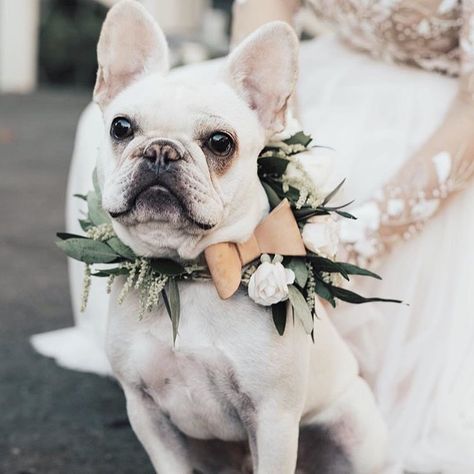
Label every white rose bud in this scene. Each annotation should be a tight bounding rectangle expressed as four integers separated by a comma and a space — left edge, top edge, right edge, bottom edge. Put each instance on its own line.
302, 215, 340, 257
248, 255, 295, 306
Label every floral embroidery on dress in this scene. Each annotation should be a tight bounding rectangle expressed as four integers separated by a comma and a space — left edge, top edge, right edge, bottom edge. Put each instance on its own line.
340, 148, 474, 266
305, 0, 465, 75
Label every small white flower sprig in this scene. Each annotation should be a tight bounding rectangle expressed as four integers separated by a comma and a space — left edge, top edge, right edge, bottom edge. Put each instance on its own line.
56, 132, 402, 341
248, 254, 295, 306
246, 254, 314, 336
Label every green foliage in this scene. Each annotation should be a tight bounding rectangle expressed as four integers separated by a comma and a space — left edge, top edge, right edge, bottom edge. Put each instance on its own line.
106, 237, 135, 260
271, 302, 288, 336
150, 259, 186, 276
56, 237, 119, 264
56, 131, 401, 341
288, 285, 314, 334
163, 280, 181, 344
285, 258, 309, 288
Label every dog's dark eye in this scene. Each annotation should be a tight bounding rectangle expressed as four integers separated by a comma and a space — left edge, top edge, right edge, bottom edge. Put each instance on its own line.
206, 132, 234, 156
110, 117, 134, 140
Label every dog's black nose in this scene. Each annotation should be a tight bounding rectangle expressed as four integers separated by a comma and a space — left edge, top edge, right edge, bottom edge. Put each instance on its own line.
143, 141, 182, 166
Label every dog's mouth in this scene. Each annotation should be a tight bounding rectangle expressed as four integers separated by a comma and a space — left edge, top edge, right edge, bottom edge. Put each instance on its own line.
108, 184, 170, 218
109, 182, 216, 231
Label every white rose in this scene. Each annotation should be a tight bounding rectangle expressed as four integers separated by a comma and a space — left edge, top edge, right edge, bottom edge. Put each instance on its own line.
286, 147, 338, 196
248, 257, 295, 306
339, 201, 381, 244
302, 215, 340, 257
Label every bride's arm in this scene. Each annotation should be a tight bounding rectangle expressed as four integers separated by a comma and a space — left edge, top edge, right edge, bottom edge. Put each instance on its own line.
230, 0, 301, 46
341, 1, 474, 267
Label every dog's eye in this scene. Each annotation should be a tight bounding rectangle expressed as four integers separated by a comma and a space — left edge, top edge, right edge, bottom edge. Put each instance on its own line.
206, 132, 234, 156
110, 117, 134, 140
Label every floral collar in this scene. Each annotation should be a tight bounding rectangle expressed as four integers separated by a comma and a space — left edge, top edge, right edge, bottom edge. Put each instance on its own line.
57, 132, 400, 342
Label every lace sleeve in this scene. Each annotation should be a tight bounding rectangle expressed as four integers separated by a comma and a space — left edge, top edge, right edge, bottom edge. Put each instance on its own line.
340, 0, 474, 267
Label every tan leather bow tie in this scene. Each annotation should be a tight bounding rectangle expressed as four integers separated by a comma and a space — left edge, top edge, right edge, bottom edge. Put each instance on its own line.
204, 199, 306, 299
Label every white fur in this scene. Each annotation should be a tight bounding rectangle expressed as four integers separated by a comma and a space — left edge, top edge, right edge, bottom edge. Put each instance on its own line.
84, 2, 388, 472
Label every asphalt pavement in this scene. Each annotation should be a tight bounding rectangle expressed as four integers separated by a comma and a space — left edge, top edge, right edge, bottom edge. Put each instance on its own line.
0, 89, 153, 474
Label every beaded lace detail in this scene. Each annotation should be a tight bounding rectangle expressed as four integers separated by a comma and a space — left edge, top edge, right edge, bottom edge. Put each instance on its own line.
303, 0, 474, 264
305, 0, 464, 75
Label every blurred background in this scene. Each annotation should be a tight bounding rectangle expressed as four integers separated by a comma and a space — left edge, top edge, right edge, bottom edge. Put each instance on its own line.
0, 1, 235, 473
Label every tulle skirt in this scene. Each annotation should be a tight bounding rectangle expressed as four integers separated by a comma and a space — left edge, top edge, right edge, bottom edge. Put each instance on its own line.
32, 35, 474, 473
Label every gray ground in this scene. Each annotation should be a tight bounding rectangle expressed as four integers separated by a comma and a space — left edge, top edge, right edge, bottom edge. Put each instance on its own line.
0, 90, 153, 474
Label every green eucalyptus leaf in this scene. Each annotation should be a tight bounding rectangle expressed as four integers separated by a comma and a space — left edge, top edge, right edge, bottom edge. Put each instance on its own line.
288, 285, 313, 334
260, 179, 285, 198
320, 200, 355, 211
261, 182, 281, 209
56, 232, 87, 241
260, 179, 301, 204
56, 238, 119, 264
335, 262, 382, 280
322, 179, 346, 206
107, 237, 136, 260
285, 185, 301, 204
293, 207, 328, 221
92, 168, 102, 201
330, 285, 402, 305
73, 193, 87, 201
150, 258, 186, 276
286, 259, 308, 288
284, 131, 313, 147
271, 301, 287, 336
79, 219, 94, 231
87, 190, 111, 226
258, 156, 290, 176
314, 278, 336, 307
335, 210, 357, 220
163, 279, 180, 344
307, 255, 350, 280
92, 267, 128, 277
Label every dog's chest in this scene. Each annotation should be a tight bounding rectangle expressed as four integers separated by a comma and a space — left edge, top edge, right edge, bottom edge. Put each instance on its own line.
129, 331, 252, 440
107, 282, 274, 441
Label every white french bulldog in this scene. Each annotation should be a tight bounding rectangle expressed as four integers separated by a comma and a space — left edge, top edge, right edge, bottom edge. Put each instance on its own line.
88, 1, 387, 472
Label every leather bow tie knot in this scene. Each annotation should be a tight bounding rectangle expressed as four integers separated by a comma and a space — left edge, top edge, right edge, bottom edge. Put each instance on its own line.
204, 199, 306, 299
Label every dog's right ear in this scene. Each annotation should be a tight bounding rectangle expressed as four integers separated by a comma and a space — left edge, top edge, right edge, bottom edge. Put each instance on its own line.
93, 0, 169, 108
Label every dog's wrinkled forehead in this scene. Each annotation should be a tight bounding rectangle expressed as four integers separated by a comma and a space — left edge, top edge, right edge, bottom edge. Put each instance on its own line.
106, 74, 258, 145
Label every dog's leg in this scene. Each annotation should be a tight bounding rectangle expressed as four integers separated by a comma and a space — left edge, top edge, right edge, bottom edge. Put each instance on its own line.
299, 377, 387, 474
124, 387, 193, 474
251, 407, 300, 474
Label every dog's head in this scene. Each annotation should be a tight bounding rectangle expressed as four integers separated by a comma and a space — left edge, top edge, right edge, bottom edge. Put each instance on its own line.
94, 0, 298, 259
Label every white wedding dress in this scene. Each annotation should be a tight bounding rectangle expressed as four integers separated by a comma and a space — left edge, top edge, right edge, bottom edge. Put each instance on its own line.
32, 21, 474, 474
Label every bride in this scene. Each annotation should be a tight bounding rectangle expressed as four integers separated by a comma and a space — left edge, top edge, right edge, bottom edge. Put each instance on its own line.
33, 0, 474, 472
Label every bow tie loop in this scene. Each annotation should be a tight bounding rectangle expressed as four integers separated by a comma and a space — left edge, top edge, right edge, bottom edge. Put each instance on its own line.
204, 199, 306, 299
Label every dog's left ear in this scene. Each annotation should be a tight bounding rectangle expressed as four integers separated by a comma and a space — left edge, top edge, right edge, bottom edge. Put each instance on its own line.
93, 0, 169, 108
225, 21, 299, 135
